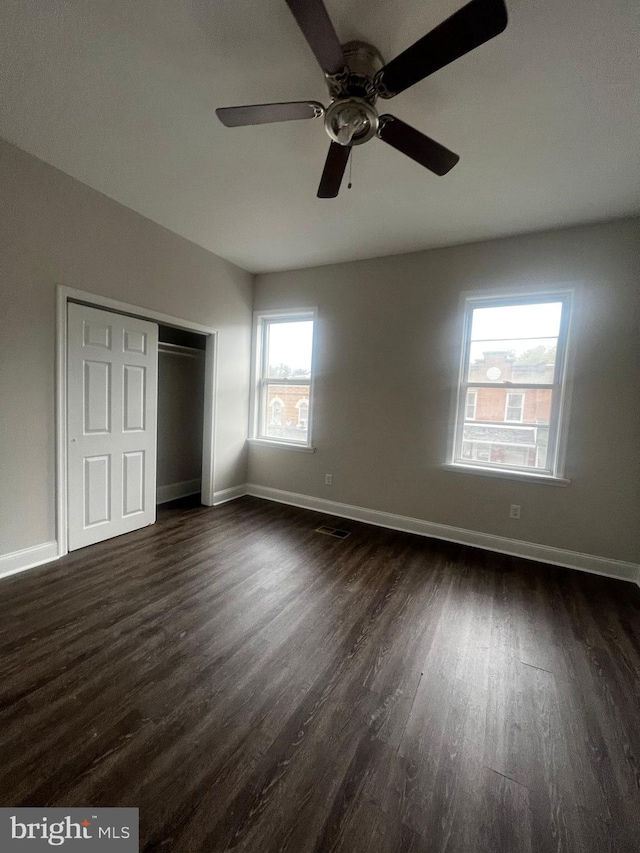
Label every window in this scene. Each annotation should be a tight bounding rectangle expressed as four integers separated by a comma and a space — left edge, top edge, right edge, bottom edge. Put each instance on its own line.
451, 292, 572, 478
269, 397, 284, 425
465, 390, 477, 420
296, 398, 309, 428
252, 309, 315, 447
505, 392, 524, 422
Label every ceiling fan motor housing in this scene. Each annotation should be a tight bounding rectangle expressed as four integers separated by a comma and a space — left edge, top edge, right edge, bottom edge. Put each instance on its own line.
324, 40, 384, 146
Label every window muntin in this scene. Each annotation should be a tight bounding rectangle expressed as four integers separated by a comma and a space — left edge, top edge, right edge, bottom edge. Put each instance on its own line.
453, 293, 571, 477
254, 312, 315, 446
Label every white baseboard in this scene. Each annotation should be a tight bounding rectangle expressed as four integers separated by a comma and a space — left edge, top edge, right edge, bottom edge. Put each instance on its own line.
246, 484, 640, 586
156, 478, 201, 505
0, 541, 59, 581
213, 484, 249, 506
3, 491, 636, 588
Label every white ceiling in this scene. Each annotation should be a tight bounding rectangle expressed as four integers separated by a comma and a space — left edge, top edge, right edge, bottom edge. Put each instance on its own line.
1, 0, 639, 273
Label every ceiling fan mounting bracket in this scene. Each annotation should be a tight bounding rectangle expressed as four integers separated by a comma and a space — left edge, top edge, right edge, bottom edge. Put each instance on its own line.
372, 70, 396, 100
324, 68, 350, 100
376, 114, 392, 136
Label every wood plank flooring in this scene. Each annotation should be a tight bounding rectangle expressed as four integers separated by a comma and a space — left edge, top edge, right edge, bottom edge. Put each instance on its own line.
1, 496, 639, 852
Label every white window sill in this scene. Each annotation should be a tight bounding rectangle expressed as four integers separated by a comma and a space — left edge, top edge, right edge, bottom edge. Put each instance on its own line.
442, 462, 569, 486
248, 438, 316, 453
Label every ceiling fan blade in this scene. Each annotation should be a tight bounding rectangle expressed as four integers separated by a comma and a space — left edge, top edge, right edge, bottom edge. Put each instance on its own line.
216, 101, 324, 127
285, 0, 346, 75
377, 115, 459, 176
375, 0, 508, 98
317, 142, 351, 198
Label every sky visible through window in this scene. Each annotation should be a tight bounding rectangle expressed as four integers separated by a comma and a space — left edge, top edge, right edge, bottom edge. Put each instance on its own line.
267, 320, 313, 374
469, 302, 562, 367
471, 302, 562, 346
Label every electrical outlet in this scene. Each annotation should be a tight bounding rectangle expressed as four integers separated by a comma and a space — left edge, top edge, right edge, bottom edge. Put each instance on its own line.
325, 474, 333, 486
510, 504, 521, 519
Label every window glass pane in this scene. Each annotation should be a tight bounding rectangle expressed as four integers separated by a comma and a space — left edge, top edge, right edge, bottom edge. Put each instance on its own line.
470, 302, 562, 341
265, 384, 310, 442
266, 321, 313, 379
465, 386, 551, 426
468, 338, 558, 383
460, 389, 552, 471
455, 296, 569, 476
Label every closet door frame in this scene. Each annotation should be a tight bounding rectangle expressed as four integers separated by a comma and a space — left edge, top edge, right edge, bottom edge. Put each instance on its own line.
56, 285, 217, 558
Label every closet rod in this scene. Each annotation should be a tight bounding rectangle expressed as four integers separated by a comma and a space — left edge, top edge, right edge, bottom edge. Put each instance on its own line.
158, 342, 205, 356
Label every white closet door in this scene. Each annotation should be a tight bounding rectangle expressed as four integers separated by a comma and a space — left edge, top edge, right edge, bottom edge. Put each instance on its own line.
67, 303, 158, 550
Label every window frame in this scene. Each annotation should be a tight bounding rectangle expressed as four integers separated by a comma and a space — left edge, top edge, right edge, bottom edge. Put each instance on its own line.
449, 290, 573, 482
250, 308, 317, 451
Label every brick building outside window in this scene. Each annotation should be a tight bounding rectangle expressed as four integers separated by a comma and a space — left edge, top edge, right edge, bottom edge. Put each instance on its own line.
462, 350, 554, 469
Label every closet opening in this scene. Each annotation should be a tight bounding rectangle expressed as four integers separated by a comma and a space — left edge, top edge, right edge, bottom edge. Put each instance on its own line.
157, 325, 207, 507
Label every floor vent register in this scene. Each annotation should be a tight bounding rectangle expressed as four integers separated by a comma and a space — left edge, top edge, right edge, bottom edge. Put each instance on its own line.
315, 525, 352, 539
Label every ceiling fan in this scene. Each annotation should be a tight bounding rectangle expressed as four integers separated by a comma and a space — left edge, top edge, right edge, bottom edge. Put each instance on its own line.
216, 0, 508, 198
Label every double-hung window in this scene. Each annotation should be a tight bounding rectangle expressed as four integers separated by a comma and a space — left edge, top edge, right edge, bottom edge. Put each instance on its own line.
252, 309, 316, 448
452, 292, 572, 478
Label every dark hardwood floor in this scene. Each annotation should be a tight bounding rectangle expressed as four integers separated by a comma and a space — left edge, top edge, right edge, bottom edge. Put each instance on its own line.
1, 497, 639, 852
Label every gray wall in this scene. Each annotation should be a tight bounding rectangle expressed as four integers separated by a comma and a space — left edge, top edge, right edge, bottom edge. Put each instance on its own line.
251, 218, 640, 565
157, 349, 205, 490
2, 136, 638, 568
0, 140, 252, 556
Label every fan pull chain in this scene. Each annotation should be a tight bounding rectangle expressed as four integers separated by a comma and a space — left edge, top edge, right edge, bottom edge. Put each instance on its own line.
347, 148, 353, 189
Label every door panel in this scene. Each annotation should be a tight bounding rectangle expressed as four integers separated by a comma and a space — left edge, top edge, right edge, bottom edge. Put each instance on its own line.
123, 451, 145, 516
124, 329, 147, 354
83, 318, 112, 349
68, 303, 158, 550
123, 365, 146, 431
84, 361, 111, 433
84, 455, 111, 526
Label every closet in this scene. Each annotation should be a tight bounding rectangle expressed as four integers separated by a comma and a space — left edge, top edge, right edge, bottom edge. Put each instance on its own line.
156, 325, 206, 505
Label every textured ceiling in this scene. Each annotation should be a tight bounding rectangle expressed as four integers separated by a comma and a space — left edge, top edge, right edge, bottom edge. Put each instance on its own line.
1, 0, 639, 273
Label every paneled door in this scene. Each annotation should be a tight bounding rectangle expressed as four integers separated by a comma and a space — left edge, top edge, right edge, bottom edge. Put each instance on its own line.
67, 303, 158, 550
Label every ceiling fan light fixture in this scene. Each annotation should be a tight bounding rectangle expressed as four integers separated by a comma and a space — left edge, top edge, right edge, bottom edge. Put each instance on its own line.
324, 98, 378, 146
